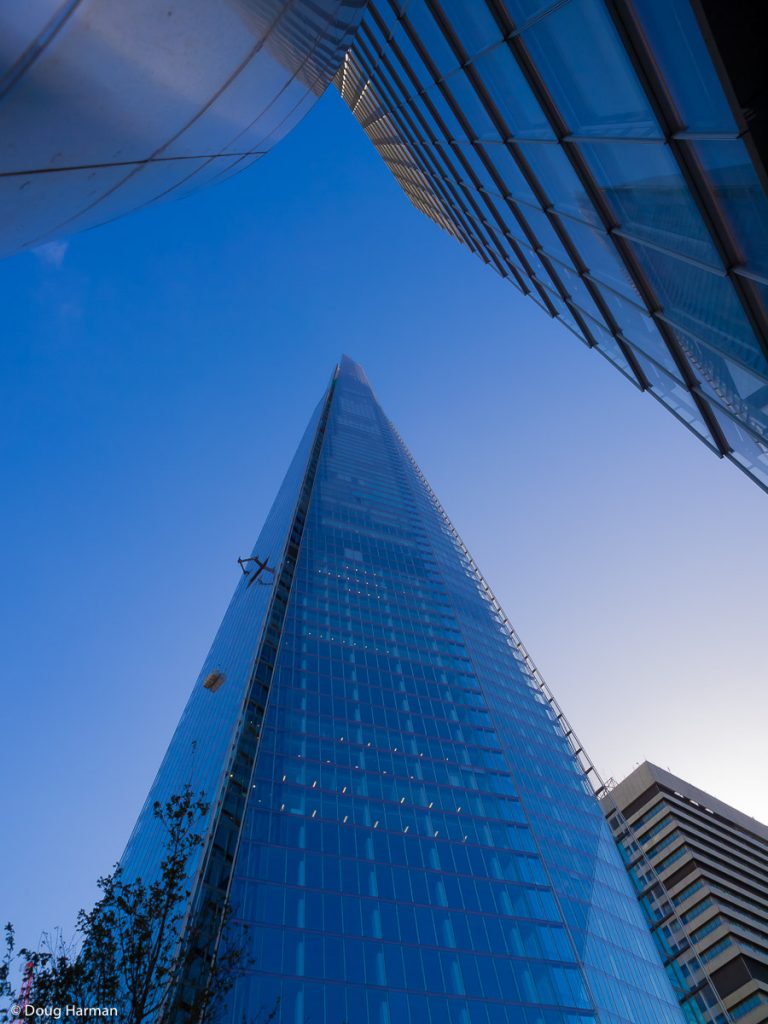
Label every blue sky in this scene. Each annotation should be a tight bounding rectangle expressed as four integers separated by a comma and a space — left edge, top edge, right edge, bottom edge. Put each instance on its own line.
1, 89, 766, 948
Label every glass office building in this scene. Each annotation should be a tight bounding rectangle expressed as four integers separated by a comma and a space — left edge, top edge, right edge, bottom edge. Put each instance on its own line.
122, 357, 684, 1023
0, 0, 365, 256
336, 0, 768, 492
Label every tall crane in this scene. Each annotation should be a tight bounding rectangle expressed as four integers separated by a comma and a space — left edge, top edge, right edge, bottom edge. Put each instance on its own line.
13, 960, 34, 1021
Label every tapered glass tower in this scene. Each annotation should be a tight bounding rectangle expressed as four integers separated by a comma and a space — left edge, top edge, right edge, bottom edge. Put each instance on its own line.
122, 357, 683, 1024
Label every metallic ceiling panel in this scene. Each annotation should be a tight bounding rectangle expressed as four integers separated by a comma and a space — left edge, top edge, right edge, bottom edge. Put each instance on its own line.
0, 0, 366, 256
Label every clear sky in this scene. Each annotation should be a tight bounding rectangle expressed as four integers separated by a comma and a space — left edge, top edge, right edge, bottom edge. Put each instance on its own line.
1, 89, 766, 950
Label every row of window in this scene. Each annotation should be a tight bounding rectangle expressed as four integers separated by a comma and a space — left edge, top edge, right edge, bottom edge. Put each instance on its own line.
233, 877, 575, 961
268, 704, 511, 771
254, 751, 524, 821
238, 821, 551, 896
259, 725, 514, 793
272, 666, 496, 725
731, 992, 768, 1020
250, 779, 536, 850
225, 969, 598, 1024
242, 921, 591, 1008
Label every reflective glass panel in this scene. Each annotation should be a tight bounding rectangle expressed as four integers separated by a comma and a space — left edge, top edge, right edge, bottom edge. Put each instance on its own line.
405, 2, 460, 77
521, 0, 661, 138
336, 2, 768, 491
444, 68, 502, 141
392, 25, 435, 94
471, 45, 555, 139
631, 0, 737, 133
517, 141, 600, 225
592, 281, 686, 380
580, 141, 720, 266
635, 354, 717, 447
629, 239, 768, 377
673, 328, 768, 433
480, 143, 541, 205
709, 405, 768, 488
562, 218, 639, 299
588, 320, 637, 378
695, 141, 768, 280
438, 0, 502, 58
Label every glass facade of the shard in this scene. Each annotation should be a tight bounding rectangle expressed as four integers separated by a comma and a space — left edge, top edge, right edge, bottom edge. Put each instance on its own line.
336, 0, 768, 493
122, 358, 684, 1024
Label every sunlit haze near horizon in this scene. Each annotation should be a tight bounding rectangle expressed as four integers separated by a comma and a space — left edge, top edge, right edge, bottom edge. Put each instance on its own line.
1, 91, 766, 950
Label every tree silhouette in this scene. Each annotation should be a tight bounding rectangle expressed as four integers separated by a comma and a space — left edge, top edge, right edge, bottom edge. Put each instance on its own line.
1, 786, 249, 1024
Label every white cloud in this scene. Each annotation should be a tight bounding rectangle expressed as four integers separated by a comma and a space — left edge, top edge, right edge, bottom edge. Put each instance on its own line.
34, 240, 69, 268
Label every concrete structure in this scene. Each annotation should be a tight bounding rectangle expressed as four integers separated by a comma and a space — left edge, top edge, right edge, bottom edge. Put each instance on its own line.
603, 762, 768, 1024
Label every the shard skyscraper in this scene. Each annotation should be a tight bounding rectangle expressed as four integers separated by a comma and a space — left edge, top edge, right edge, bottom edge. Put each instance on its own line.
122, 357, 683, 1024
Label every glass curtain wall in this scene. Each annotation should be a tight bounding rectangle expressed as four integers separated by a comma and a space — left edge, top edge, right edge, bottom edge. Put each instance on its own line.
337, 0, 768, 492
209, 357, 685, 1024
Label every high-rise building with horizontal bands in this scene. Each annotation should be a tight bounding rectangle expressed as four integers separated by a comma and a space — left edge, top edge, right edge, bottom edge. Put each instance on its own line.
336, 0, 768, 492
122, 357, 684, 1024
603, 763, 768, 1024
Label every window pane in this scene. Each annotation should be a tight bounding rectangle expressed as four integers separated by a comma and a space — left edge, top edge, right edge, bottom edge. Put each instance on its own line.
673, 327, 768, 442
636, 354, 717, 446
629, 239, 768, 377
544, 289, 589, 342
450, 140, 499, 194
589, 321, 638, 379
709, 404, 768, 488
580, 140, 720, 266
695, 140, 768, 279
471, 44, 555, 139
480, 142, 540, 205
405, 2, 459, 77
632, 0, 737, 133
392, 25, 435, 94
425, 83, 469, 141
562, 217, 638, 299
522, 204, 575, 267
556, 261, 608, 326
521, 0, 661, 138
518, 140, 600, 225
444, 68, 501, 141
597, 288, 684, 380
438, 0, 502, 58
